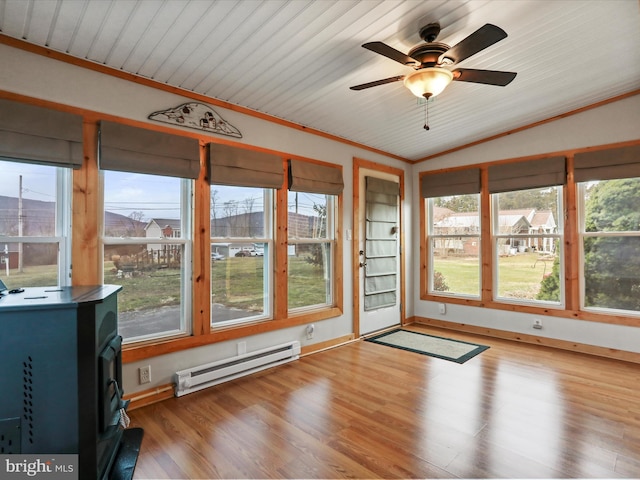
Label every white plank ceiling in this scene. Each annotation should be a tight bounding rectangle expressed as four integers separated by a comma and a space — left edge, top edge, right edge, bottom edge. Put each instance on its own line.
0, 0, 638, 161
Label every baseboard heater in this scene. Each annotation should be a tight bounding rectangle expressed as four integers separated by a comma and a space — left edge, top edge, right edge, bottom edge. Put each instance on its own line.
174, 341, 301, 397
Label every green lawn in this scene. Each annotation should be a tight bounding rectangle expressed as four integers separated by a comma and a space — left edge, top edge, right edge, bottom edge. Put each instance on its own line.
433, 252, 556, 300
11, 252, 555, 313
1, 265, 58, 288
211, 255, 328, 311
6, 257, 326, 313
104, 261, 181, 312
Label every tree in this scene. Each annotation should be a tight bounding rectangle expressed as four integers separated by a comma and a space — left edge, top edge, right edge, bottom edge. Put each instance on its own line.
306, 203, 328, 269
583, 178, 640, 310
496, 188, 557, 211
433, 271, 449, 292
434, 194, 478, 212
536, 241, 560, 302
127, 211, 146, 237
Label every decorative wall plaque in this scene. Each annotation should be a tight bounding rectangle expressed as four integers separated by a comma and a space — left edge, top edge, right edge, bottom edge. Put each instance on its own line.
148, 102, 242, 138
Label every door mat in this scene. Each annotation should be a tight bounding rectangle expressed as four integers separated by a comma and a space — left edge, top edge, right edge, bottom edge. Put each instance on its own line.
365, 329, 489, 364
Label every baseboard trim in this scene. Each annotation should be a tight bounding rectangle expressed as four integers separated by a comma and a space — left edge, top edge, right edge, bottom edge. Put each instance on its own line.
124, 384, 175, 410
410, 316, 640, 364
124, 336, 355, 410
300, 334, 356, 356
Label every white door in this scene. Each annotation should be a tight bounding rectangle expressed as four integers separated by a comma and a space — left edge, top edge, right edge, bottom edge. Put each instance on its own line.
358, 166, 402, 335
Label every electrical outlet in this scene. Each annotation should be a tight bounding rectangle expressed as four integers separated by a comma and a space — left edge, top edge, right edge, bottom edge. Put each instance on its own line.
438, 303, 446, 315
533, 319, 543, 330
306, 324, 315, 339
139, 365, 151, 384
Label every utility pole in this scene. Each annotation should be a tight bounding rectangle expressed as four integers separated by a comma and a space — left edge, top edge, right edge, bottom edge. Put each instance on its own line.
18, 175, 23, 273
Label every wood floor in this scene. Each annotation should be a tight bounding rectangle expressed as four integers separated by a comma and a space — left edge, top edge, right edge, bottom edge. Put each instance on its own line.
129, 325, 640, 479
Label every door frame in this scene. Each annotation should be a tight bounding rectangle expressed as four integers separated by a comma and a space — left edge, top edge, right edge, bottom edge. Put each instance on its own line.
352, 157, 406, 337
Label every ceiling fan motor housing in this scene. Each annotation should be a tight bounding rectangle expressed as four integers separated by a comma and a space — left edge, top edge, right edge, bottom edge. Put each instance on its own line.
407, 43, 450, 67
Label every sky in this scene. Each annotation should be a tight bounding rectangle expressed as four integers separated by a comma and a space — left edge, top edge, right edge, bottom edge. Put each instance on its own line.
0, 160, 57, 202
0, 160, 325, 222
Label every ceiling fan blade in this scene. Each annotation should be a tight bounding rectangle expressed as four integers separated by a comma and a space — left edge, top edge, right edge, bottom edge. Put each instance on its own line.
350, 75, 405, 91
452, 68, 517, 86
439, 24, 507, 65
362, 42, 418, 66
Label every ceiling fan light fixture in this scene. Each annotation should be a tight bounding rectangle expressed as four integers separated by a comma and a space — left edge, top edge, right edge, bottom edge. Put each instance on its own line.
403, 67, 453, 98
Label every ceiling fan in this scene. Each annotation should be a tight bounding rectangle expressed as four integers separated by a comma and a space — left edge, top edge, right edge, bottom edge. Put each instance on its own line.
350, 22, 517, 99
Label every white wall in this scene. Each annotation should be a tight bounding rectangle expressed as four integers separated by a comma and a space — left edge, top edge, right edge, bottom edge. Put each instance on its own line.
412, 94, 640, 354
3, 42, 637, 396
0, 44, 413, 394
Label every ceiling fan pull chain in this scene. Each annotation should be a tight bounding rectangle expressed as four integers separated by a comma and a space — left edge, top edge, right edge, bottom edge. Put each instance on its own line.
423, 99, 430, 131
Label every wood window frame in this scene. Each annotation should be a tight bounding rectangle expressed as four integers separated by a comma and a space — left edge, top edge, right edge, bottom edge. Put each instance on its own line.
420, 141, 640, 328
122, 149, 343, 362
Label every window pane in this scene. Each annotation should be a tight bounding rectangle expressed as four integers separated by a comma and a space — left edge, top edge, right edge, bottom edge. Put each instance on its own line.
584, 236, 640, 311
103, 171, 187, 341
0, 160, 67, 287
581, 178, 640, 313
0, 242, 59, 287
104, 171, 182, 236
430, 241, 480, 296
211, 250, 268, 323
429, 194, 480, 297
496, 240, 560, 301
493, 186, 562, 304
288, 192, 334, 310
289, 192, 330, 239
584, 178, 640, 232
211, 186, 266, 238
211, 186, 270, 325
104, 243, 183, 339
288, 242, 332, 309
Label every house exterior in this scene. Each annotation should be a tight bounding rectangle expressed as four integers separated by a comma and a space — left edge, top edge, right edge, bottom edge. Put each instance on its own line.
145, 218, 181, 250
434, 209, 556, 255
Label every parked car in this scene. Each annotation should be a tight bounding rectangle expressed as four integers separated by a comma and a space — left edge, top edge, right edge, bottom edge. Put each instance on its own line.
235, 250, 251, 257
211, 252, 224, 261
249, 249, 264, 256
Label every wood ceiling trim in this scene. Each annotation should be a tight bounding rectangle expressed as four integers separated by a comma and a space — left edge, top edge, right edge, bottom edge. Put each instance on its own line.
413, 89, 640, 165
0, 33, 411, 163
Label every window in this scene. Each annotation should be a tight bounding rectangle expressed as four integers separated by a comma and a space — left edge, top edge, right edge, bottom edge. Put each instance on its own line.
0, 160, 71, 287
491, 186, 563, 304
489, 157, 565, 305
210, 185, 273, 326
0, 99, 81, 288
427, 193, 481, 297
208, 143, 282, 327
288, 191, 336, 311
100, 121, 199, 342
287, 159, 342, 313
575, 145, 640, 315
103, 171, 191, 341
422, 168, 481, 298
